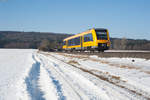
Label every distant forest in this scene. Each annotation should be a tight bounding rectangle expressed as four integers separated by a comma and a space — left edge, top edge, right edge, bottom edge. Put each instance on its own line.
0, 31, 150, 50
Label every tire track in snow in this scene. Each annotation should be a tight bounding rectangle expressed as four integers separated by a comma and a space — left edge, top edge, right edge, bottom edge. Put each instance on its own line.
49, 53, 149, 100
40, 57, 82, 100
39, 56, 66, 100
46, 64, 83, 100
25, 54, 45, 100
40, 54, 110, 100
50, 62, 88, 100
39, 55, 84, 100
45, 69, 66, 100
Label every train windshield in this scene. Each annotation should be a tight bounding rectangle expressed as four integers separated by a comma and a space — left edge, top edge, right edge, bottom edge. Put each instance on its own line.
96, 30, 108, 40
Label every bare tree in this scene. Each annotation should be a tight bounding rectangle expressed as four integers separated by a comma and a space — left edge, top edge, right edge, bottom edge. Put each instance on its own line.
38, 39, 51, 51
121, 37, 127, 50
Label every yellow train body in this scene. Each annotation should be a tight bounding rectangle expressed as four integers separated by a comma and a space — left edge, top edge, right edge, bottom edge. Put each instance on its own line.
63, 28, 110, 51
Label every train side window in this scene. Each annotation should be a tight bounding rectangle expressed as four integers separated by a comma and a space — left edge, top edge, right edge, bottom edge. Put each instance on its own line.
63, 41, 66, 45
74, 37, 80, 45
68, 40, 71, 46
68, 37, 80, 46
84, 33, 93, 42
71, 39, 73, 46
68, 39, 74, 46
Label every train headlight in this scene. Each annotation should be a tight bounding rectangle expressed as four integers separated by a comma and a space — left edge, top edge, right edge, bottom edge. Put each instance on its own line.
107, 42, 110, 46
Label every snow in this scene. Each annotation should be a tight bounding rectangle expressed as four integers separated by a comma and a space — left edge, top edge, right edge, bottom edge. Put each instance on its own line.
50, 52, 150, 99
38, 66, 58, 100
0, 49, 150, 100
105, 50, 150, 52
0, 49, 34, 100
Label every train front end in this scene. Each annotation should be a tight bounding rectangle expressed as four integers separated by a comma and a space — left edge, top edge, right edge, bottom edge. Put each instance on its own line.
94, 29, 110, 51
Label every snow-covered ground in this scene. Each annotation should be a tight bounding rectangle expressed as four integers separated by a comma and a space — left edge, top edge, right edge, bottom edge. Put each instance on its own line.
105, 50, 150, 52
0, 49, 35, 100
0, 49, 150, 100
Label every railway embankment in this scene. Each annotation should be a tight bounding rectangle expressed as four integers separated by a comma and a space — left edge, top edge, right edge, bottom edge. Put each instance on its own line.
62, 51, 150, 59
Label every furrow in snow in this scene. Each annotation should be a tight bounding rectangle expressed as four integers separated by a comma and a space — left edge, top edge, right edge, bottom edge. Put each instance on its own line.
25, 54, 45, 100
69, 64, 148, 100
39, 53, 110, 100
47, 52, 149, 100
38, 54, 82, 100
38, 65, 59, 100
52, 52, 150, 99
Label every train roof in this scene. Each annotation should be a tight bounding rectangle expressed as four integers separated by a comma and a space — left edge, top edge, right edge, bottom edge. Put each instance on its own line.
95, 28, 107, 31
63, 28, 108, 41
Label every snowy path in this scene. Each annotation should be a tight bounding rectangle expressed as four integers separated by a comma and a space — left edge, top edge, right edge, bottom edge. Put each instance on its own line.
0, 49, 150, 100
36, 52, 150, 100
37, 54, 110, 100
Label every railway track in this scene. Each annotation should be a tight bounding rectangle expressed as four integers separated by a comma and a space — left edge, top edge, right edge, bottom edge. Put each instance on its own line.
57, 51, 150, 59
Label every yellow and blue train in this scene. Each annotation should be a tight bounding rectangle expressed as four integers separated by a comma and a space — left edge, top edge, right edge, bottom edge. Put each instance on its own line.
63, 28, 110, 52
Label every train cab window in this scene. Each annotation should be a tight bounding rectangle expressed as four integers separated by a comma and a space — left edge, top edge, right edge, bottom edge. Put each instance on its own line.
84, 33, 93, 42
96, 30, 107, 40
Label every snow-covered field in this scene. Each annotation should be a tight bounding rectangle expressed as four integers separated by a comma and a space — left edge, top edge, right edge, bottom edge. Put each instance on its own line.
0, 49, 150, 100
105, 50, 150, 52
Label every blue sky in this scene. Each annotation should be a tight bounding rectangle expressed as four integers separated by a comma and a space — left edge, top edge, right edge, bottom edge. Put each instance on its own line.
0, 0, 150, 40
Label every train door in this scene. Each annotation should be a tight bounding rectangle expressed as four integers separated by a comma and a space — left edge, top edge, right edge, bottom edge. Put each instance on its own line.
80, 36, 83, 50
66, 41, 68, 48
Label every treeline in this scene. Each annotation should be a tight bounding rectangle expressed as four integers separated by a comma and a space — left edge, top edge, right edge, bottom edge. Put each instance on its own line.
111, 38, 150, 50
0, 31, 150, 50
0, 31, 71, 49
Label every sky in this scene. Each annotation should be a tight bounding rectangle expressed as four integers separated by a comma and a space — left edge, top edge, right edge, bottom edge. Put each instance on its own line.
0, 0, 150, 40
